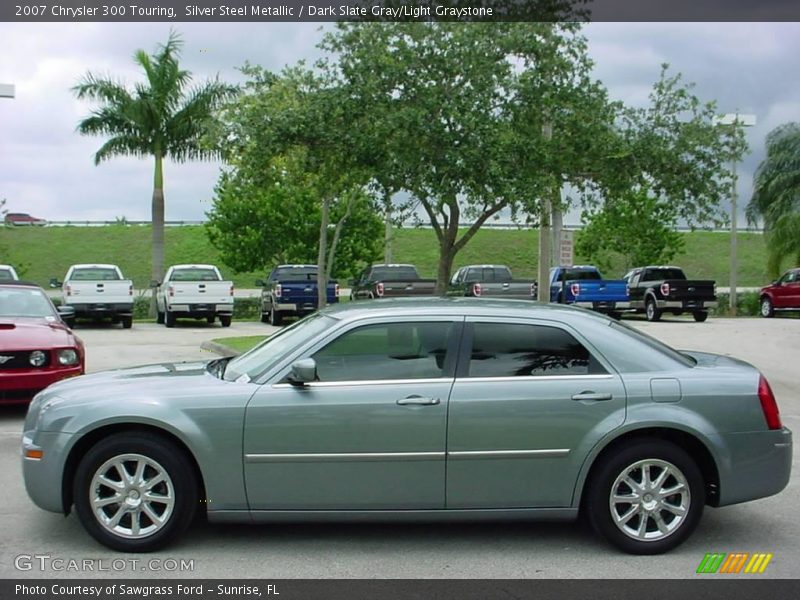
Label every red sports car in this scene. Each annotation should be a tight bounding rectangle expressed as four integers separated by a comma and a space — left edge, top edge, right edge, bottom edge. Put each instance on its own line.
0, 282, 84, 404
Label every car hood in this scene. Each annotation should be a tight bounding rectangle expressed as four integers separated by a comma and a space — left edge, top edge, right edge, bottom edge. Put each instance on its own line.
0, 317, 77, 349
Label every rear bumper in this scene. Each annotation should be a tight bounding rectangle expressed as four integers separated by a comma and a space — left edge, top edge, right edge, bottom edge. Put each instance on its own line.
168, 303, 233, 316
573, 301, 631, 310
712, 427, 792, 507
0, 367, 83, 404
659, 300, 717, 310
69, 303, 133, 316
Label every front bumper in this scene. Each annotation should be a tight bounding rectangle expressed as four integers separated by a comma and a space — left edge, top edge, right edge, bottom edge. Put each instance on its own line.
22, 430, 74, 513
0, 367, 83, 404
712, 427, 792, 507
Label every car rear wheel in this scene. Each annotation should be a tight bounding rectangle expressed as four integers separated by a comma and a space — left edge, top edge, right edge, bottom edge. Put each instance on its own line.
760, 297, 774, 318
692, 311, 708, 322
586, 440, 704, 554
165, 311, 175, 328
156, 311, 164, 325
121, 316, 133, 329
73, 432, 198, 552
206, 316, 215, 325
219, 315, 232, 327
269, 306, 282, 326
645, 298, 662, 322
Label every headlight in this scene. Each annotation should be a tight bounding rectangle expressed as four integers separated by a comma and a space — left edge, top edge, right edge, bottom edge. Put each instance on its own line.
57, 349, 79, 366
29, 351, 47, 367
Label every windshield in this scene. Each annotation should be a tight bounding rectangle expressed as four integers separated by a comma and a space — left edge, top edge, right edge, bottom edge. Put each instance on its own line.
610, 321, 696, 367
273, 267, 317, 281
370, 266, 420, 280
223, 312, 338, 382
559, 269, 601, 282
643, 268, 686, 281
0, 287, 58, 319
170, 268, 220, 282
0, 269, 16, 282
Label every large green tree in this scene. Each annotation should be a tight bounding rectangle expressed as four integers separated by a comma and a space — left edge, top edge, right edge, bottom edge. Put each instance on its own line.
73, 32, 236, 308
747, 122, 800, 275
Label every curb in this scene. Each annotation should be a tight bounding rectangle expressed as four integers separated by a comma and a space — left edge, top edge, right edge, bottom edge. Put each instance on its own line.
200, 340, 240, 357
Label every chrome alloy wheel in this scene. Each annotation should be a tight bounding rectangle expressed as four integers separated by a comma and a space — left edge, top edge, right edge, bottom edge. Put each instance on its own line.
90, 453, 175, 539
609, 459, 690, 542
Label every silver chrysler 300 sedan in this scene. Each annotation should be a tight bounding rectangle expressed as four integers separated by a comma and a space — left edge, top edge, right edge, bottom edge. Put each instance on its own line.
22, 298, 791, 554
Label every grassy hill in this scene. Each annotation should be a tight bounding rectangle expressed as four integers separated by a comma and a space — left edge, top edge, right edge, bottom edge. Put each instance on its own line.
0, 224, 772, 288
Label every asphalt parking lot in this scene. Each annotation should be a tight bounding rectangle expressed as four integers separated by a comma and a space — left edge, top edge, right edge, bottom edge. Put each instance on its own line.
0, 316, 797, 579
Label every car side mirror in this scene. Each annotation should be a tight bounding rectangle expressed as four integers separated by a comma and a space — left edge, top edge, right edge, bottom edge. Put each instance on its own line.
49, 277, 62, 288
255, 279, 265, 287
149, 279, 160, 288
288, 358, 317, 386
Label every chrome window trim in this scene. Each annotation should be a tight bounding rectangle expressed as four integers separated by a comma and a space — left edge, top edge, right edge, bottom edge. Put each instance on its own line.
272, 377, 454, 389
455, 374, 614, 384
245, 451, 445, 463
448, 449, 570, 459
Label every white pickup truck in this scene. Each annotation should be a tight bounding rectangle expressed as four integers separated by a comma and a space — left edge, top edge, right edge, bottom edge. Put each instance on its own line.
53, 264, 134, 328
0, 264, 19, 281
156, 264, 234, 328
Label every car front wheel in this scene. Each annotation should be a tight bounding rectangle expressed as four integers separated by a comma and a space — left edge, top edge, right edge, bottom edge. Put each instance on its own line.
73, 432, 198, 552
760, 297, 774, 318
586, 440, 704, 554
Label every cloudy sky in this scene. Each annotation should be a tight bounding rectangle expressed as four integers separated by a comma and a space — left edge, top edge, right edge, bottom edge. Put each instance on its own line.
1, 22, 798, 225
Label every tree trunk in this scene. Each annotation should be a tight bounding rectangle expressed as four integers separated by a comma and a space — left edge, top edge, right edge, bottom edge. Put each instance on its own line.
383, 189, 393, 263
317, 197, 331, 309
551, 201, 563, 267
326, 194, 356, 285
436, 242, 456, 296
150, 154, 165, 317
537, 195, 552, 303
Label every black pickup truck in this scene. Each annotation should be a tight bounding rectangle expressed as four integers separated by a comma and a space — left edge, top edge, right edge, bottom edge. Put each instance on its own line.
349, 264, 437, 300
623, 266, 717, 322
448, 264, 537, 300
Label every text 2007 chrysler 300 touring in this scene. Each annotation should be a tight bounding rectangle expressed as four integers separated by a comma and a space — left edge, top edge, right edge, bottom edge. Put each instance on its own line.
22, 299, 791, 554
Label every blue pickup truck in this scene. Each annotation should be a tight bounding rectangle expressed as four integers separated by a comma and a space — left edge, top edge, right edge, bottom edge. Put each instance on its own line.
257, 264, 338, 326
549, 265, 630, 317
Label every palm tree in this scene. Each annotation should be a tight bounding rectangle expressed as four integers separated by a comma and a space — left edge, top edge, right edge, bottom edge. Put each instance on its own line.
73, 32, 237, 308
747, 122, 800, 276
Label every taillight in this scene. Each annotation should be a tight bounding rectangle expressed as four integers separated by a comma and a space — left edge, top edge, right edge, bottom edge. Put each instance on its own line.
625, 284, 630, 296
128, 284, 133, 296
275, 284, 282, 298
473, 283, 482, 297
168, 285, 174, 297
376, 282, 385, 297
570, 283, 580, 297
661, 282, 671, 296
758, 375, 782, 430
65, 285, 72, 296
229, 285, 234, 297
334, 284, 340, 298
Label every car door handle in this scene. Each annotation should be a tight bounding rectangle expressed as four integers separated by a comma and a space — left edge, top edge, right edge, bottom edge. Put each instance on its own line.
571, 391, 613, 402
396, 396, 441, 406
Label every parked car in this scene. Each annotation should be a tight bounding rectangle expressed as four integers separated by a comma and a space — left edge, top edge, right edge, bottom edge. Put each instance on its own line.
51, 264, 134, 329
0, 264, 19, 281
758, 268, 800, 318
623, 266, 717, 322
550, 265, 630, 317
448, 264, 537, 300
22, 298, 791, 554
350, 264, 437, 300
155, 264, 234, 328
256, 264, 338, 326
0, 281, 83, 404
4, 212, 47, 226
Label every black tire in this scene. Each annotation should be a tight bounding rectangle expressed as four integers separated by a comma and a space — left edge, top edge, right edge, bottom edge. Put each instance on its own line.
206, 316, 215, 325
260, 310, 270, 323
585, 439, 705, 555
219, 315, 232, 328
165, 310, 175, 328
269, 306, 282, 326
73, 432, 198, 552
760, 296, 774, 318
156, 310, 165, 325
693, 311, 708, 323
645, 297, 662, 322
121, 316, 133, 329
609, 312, 622, 320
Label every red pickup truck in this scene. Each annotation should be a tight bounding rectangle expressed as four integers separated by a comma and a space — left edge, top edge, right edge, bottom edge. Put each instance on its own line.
759, 268, 800, 317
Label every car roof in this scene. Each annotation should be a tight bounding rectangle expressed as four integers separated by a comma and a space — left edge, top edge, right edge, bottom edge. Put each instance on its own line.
276, 264, 317, 269
169, 264, 218, 269
0, 281, 45, 289
460, 264, 510, 269
321, 297, 611, 324
69, 264, 120, 269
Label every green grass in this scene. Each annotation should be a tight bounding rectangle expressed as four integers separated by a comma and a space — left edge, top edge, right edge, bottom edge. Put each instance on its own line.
210, 335, 267, 353
0, 224, 773, 288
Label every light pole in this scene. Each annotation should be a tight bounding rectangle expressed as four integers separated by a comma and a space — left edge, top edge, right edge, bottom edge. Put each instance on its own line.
713, 112, 756, 316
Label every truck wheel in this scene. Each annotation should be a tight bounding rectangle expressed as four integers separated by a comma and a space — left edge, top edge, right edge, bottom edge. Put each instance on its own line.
219, 315, 232, 328
156, 311, 164, 325
760, 297, 774, 318
121, 316, 133, 329
206, 316, 215, 325
260, 311, 270, 323
269, 306, 282, 326
692, 311, 708, 323
645, 298, 662, 322
165, 311, 175, 328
